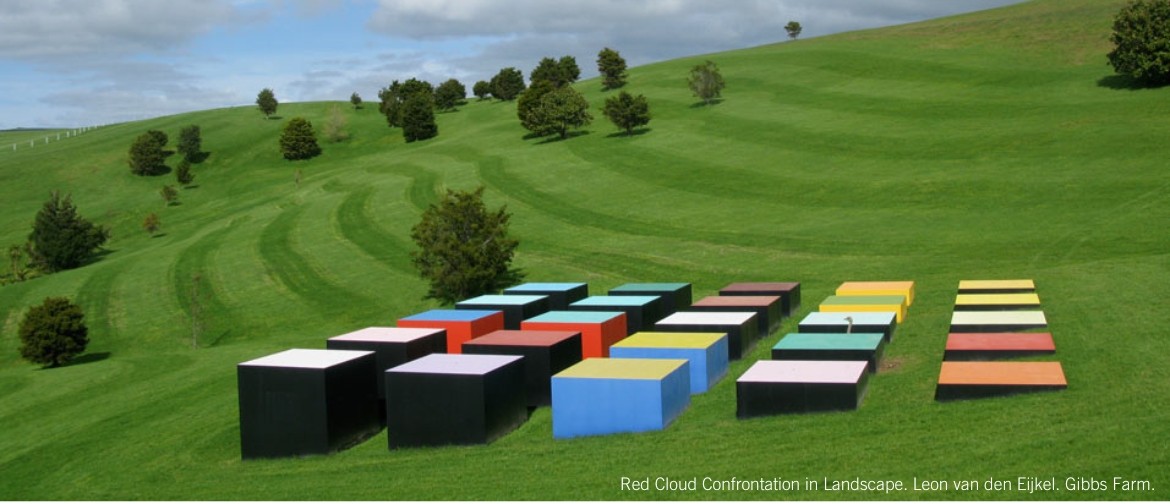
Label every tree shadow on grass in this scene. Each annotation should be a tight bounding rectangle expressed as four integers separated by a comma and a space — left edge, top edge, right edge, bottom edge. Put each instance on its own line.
44, 352, 112, 369
605, 128, 652, 139
689, 99, 725, 108
1096, 74, 1168, 91
151, 233, 168, 239
536, 130, 592, 145
189, 151, 211, 164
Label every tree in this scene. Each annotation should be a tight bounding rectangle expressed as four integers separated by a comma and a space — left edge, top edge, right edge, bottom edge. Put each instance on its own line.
785, 21, 803, 40
530, 56, 580, 87
1108, 0, 1170, 86
176, 159, 195, 187
517, 79, 556, 131
402, 92, 438, 143
688, 60, 726, 105
490, 67, 526, 101
323, 104, 349, 143
434, 78, 467, 111
603, 91, 651, 136
160, 185, 179, 206
410, 186, 522, 304
27, 191, 110, 273
256, 88, 278, 119
7, 243, 29, 282
19, 297, 89, 368
128, 130, 167, 176
380, 79, 434, 128
143, 212, 161, 236
524, 86, 593, 139
473, 80, 492, 100
279, 117, 322, 160
350, 92, 363, 109
177, 125, 201, 162
597, 47, 628, 90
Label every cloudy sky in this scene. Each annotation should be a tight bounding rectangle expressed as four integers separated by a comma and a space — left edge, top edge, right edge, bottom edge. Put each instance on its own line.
0, 0, 1022, 129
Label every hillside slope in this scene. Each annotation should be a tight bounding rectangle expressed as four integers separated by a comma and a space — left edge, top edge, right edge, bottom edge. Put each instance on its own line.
1, 0, 1167, 499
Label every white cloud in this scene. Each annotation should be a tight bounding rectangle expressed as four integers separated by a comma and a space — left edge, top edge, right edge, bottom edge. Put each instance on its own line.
0, 0, 244, 60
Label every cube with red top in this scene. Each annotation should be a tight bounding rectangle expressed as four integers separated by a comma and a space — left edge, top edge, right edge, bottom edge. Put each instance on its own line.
397, 309, 504, 354
521, 311, 627, 358
719, 282, 801, 316
463, 330, 583, 407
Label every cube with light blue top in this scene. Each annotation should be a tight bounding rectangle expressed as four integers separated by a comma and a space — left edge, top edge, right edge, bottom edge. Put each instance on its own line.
456, 294, 550, 329
609, 332, 728, 394
569, 295, 663, 334
503, 282, 589, 310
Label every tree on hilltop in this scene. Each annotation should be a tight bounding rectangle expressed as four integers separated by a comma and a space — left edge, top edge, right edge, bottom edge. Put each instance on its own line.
434, 78, 467, 111
19, 297, 89, 368
350, 92, 363, 109
473, 80, 492, 100
1108, 0, 1170, 86
490, 67, 526, 101
785, 21, 803, 40
256, 88, 279, 119
597, 47, 628, 90
410, 186, 522, 304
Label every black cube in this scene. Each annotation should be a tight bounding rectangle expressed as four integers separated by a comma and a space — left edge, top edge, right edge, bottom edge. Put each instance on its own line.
237, 349, 381, 459
609, 282, 692, 316
655, 311, 759, 360
385, 354, 527, 448
503, 282, 589, 310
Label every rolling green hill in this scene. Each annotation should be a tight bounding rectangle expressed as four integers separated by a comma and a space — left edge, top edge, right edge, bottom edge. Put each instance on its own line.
1, 0, 1167, 499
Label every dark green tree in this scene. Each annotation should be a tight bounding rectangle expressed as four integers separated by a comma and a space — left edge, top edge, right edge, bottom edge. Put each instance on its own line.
530, 56, 580, 87
1108, 0, 1170, 86
256, 88, 278, 118
402, 92, 438, 142
380, 79, 434, 128
434, 78, 467, 111
27, 191, 110, 273
473, 80, 492, 100
597, 47, 628, 90
176, 159, 195, 187
558, 56, 581, 84
603, 91, 651, 136
688, 60, 726, 105
350, 92, 363, 109
785, 21, 803, 40
518, 79, 557, 132
490, 67, 526, 101
410, 186, 522, 304
524, 86, 593, 139
279, 117, 322, 160
177, 125, 201, 162
128, 130, 167, 176
19, 297, 89, 368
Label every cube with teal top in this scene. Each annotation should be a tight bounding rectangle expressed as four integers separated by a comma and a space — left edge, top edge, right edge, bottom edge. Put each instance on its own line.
569, 295, 662, 334
456, 294, 550, 329
771, 333, 886, 373
608, 282, 692, 315
610, 332, 728, 394
504, 282, 588, 310
551, 358, 690, 439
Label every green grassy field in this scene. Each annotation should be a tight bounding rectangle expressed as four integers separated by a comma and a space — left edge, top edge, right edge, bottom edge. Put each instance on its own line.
2, 0, 1168, 499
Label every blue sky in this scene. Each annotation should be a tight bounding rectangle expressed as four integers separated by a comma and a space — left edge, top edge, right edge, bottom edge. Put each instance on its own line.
0, 0, 1021, 129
